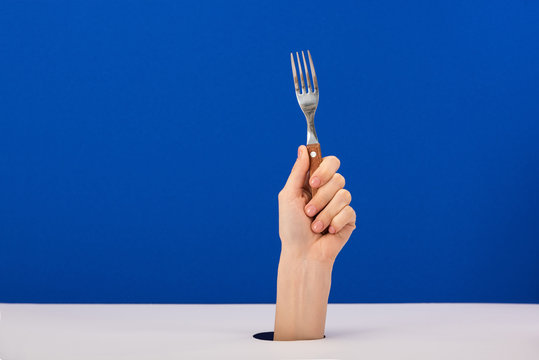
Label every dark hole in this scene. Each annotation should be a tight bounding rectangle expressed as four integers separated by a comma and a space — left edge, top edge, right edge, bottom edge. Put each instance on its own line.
253, 331, 274, 341
253, 331, 326, 341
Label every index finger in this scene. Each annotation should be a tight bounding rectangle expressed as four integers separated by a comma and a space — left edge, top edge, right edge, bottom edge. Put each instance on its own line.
309, 155, 341, 189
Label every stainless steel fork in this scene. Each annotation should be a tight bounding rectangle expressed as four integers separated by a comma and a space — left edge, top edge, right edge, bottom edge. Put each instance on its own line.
290, 50, 322, 195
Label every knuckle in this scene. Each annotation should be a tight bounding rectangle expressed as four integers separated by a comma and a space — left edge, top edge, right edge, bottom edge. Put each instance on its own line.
330, 216, 342, 229
333, 173, 346, 188
348, 206, 357, 221
327, 155, 341, 169
338, 189, 352, 203
326, 155, 340, 167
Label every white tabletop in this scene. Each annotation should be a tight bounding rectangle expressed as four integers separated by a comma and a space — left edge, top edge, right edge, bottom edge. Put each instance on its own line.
0, 303, 537, 360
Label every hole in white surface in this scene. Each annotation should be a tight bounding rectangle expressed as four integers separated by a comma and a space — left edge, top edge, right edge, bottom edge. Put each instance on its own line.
253, 331, 326, 341
253, 331, 274, 341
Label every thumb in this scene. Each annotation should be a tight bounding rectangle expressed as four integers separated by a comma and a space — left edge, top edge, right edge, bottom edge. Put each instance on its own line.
283, 145, 309, 193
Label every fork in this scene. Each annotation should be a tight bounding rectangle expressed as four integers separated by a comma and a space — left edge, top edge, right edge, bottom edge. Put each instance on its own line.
290, 50, 322, 196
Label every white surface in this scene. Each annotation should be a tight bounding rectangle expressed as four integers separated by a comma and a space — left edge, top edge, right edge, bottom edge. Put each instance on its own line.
0, 303, 538, 360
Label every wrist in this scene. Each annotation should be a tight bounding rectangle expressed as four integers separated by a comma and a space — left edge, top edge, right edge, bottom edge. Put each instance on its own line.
279, 246, 336, 270
276, 257, 333, 302
277, 253, 333, 291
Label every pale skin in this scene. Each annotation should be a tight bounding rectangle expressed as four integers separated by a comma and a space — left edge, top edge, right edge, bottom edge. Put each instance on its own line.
274, 145, 357, 341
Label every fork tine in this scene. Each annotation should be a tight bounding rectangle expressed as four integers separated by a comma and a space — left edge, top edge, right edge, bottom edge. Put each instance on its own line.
307, 50, 318, 92
290, 53, 299, 93
301, 51, 312, 93
296, 52, 306, 94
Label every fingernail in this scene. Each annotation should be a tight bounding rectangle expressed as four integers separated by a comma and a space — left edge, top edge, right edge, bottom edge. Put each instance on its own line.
297, 146, 302, 158
329, 226, 336, 234
312, 220, 323, 233
310, 176, 320, 187
305, 205, 317, 217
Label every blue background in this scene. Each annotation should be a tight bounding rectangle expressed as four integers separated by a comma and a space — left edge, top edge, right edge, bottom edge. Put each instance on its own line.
1, 0, 538, 303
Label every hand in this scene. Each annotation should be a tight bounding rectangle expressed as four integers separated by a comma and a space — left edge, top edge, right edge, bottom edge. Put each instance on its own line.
278, 145, 357, 264
274, 145, 357, 341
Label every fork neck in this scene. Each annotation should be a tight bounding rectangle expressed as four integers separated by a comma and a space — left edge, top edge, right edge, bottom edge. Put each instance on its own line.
305, 114, 319, 145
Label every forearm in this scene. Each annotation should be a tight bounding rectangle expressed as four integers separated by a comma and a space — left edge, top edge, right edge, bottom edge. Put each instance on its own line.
273, 252, 333, 341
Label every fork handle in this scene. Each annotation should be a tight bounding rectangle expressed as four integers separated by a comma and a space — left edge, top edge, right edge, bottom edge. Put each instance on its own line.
306, 143, 323, 196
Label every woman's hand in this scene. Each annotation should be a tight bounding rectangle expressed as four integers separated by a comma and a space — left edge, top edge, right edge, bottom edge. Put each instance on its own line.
274, 145, 356, 341
278, 145, 356, 265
